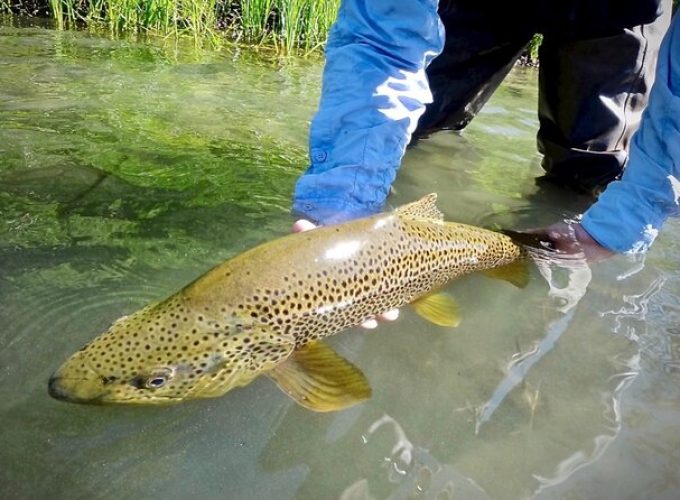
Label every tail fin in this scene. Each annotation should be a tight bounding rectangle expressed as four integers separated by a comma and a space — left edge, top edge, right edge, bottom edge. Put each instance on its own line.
479, 229, 552, 288
482, 260, 530, 288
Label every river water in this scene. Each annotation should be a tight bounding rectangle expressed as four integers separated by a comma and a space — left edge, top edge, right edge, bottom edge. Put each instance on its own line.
2, 21, 680, 500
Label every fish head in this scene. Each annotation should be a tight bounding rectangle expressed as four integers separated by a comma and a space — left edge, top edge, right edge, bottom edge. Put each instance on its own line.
48, 301, 294, 405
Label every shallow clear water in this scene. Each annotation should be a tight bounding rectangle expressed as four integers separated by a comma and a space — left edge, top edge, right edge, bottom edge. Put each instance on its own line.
2, 21, 680, 500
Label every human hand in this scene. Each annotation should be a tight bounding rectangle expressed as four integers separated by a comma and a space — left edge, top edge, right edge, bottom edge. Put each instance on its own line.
510, 221, 615, 314
292, 219, 400, 328
524, 221, 614, 262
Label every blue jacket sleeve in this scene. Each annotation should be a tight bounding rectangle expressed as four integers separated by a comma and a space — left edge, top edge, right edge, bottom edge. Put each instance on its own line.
292, 0, 444, 225
582, 13, 680, 253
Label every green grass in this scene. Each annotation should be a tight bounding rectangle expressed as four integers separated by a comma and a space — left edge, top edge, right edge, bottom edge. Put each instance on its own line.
3, 0, 340, 53
528, 33, 542, 61
240, 0, 274, 41
273, 0, 339, 54
7, 1, 680, 54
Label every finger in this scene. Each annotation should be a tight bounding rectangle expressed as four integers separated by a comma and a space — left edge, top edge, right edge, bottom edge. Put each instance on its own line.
378, 309, 400, 321
292, 219, 317, 233
360, 318, 379, 329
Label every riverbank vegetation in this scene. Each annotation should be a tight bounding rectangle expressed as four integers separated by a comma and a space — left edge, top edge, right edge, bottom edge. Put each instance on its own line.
4, 1, 676, 55
0, 0, 339, 52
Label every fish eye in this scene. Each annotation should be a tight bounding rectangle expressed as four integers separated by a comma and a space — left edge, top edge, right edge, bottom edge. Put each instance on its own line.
143, 368, 175, 390
146, 376, 167, 389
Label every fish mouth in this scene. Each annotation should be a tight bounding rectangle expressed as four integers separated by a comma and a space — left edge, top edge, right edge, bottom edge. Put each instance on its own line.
47, 374, 105, 404
47, 355, 109, 404
47, 375, 73, 401
47, 374, 183, 405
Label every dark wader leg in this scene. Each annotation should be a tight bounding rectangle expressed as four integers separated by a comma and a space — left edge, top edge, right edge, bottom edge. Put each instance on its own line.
537, 1, 672, 192
413, 1, 536, 138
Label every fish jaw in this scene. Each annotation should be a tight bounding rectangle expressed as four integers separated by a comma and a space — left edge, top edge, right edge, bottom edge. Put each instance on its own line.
48, 354, 108, 404
47, 351, 230, 405
48, 308, 297, 405
46, 351, 174, 404
46, 350, 162, 404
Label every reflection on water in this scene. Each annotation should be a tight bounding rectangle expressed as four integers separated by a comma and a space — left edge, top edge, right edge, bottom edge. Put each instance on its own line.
2, 22, 680, 500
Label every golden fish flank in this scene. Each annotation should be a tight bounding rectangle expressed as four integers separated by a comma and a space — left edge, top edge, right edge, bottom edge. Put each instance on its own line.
48, 194, 528, 411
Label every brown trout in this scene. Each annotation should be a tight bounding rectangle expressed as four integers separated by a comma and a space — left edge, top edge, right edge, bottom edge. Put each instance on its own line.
48, 194, 528, 411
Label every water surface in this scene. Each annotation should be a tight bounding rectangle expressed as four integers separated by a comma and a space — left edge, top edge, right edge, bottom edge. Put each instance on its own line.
2, 21, 680, 500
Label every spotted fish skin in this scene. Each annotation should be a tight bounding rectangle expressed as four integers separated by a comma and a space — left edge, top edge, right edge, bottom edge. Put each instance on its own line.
202, 207, 523, 347
48, 194, 524, 406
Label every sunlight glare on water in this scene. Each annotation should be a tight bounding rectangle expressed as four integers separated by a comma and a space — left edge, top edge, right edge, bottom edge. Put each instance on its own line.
2, 21, 680, 500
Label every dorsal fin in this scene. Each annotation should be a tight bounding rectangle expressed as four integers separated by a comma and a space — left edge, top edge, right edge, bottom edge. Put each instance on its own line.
394, 193, 444, 220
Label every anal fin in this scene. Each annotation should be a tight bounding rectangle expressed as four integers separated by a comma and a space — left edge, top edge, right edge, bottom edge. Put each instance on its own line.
411, 292, 461, 327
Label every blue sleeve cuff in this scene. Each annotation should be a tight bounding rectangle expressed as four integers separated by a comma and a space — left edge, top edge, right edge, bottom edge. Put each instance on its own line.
581, 13, 680, 253
292, 196, 380, 225
581, 179, 668, 253
292, 0, 444, 225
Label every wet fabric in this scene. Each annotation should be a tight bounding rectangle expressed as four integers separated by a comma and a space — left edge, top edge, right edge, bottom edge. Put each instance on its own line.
419, 0, 670, 191
293, 0, 444, 225
293, 0, 669, 226
582, 12, 680, 253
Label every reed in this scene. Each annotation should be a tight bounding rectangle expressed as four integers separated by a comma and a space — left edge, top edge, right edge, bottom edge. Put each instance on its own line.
286, 0, 339, 53
239, 0, 340, 53
528, 33, 543, 61
5, 0, 339, 53
48, 0, 64, 29
240, 0, 274, 41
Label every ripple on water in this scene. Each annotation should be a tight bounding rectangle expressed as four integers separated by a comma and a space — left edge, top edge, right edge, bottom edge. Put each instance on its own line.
3, 22, 680, 500
0, 261, 177, 394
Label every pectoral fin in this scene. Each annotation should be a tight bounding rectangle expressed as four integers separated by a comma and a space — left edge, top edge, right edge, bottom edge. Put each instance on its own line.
267, 341, 371, 412
482, 259, 530, 288
411, 292, 461, 327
